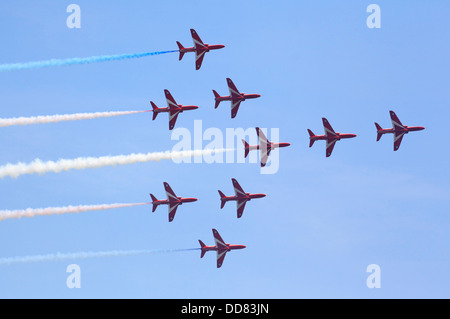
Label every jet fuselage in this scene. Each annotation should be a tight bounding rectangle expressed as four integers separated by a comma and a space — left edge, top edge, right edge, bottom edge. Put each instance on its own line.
180, 44, 225, 54
152, 197, 197, 206
377, 126, 425, 135
310, 133, 357, 141
221, 193, 266, 203
215, 93, 261, 102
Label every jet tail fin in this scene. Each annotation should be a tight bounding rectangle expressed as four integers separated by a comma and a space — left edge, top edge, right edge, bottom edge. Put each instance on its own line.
176, 41, 185, 61
150, 102, 159, 121
307, 129, 315, 147
218, 190, 226, 209
198, 240, 206, 258
149, 194, 158, 212
212, 90, 221, 109
375, 122, 383, 141
242, 139, 250, 158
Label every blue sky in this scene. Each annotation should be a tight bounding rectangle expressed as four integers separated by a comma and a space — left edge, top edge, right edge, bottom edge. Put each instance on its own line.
0, 1, 449, 298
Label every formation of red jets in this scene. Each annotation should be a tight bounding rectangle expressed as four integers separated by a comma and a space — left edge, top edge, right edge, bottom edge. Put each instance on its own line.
307, 110, 425, 157
148, 29, 425, 268
149, 179, 262, 267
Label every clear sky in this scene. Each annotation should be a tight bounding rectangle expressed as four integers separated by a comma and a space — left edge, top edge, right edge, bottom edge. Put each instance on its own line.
0, 1, 449, 298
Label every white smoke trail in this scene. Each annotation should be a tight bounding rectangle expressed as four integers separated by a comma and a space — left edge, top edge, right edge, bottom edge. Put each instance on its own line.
0, 148, 232, 179
0, 202, 148, 221
0, 50, 178, 72
0, 248, 200, 265
0, 110, 149, 127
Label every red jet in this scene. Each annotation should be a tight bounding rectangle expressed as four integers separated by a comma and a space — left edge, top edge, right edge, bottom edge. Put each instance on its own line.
218, 178, 266, 218
308, 118, 357, 157
213, 78, 261, 118
375, 110, 425, 151
177, 29, 225, 70
199, 228, 246, 268
242, 127, 291, 167
150, 182, 197, 222
150, 89, 198, 130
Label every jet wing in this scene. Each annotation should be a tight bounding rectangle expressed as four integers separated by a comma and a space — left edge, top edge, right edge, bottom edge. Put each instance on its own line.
326, 139, 337, 157
393, 131, 406, 151
227, 78, 242, 99
231, 99, 242, 119
260, 148, 271, 167
216, 249, 227, 268
212, 229, 229, 268
390, 110, 405, 131
236, 198, 248, 218
190, 29, 207, 70
168, 109, 180, 130
168, 202, 181, 222
191, 29, 206, 49
163, 90, 181, 130
164, 89, 179, 110
232, 178, 246, 197
256, 127, 271, 166
256, 127, 269, 145
322, 118, 337, 138
195, 50, 206, 70
164, 182, 178, 202
212, 229, 227, 249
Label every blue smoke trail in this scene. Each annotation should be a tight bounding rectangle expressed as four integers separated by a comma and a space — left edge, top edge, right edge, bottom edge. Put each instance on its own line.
0, 50, 179, 72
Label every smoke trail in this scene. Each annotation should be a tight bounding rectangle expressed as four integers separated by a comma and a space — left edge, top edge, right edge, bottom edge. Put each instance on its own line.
0, 110, 149, 127
0, 248, 200, 265
0, 50, 178, 72
0, 202, 149, 221
0, 148, 232, 179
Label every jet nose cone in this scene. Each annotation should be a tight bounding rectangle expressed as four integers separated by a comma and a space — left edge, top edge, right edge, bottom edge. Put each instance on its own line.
218, 45, 225, 49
